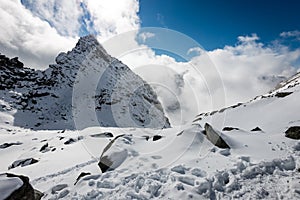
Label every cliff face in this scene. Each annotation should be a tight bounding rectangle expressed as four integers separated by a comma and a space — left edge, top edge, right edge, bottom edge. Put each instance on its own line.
0, 35, 170, 130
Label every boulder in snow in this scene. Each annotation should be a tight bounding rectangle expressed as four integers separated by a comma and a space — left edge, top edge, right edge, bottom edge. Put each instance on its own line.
98, 135, 128, 172
204, 123, 230, 149
0, 173, 43, 200
285, 126, 300, 139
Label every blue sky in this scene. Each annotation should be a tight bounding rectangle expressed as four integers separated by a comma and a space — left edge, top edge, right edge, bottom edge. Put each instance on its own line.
139, 0, 300, 50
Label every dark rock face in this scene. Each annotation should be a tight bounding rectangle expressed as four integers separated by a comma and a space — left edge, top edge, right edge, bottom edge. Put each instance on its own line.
285, 126, 300, 139
0, 54, 37, 90
204, 123, 230, 149
0, 173, 43, 200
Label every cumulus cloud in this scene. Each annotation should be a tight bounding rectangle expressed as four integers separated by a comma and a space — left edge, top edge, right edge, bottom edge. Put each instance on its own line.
0, 0, 77, 69
20, 0, 84, 37
0, 0, 140, 69
204, 35, 299, 106
237, 33, 259, 43
119, 34, 300, 125
86, 0, 140, 40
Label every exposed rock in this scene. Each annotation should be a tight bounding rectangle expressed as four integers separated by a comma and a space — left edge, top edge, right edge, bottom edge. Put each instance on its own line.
74, 172, 91, 185
39, 143, 48, 152
153, 135, 162, 141
231, 103, 243, 109
90, 132, 113, 138
204, 123, 230, 149
275, 92, 293, 98
0, 142, 22, 149
251, 127, 262, 132
0, 173, 43, 200
222, 127, 239, 131
34, 189, 44, 200
192, 117, 202, 122
176, 131, 184, 136
64, 138, 76, 145
285, 126, 300, 139
9, 158, 38, 169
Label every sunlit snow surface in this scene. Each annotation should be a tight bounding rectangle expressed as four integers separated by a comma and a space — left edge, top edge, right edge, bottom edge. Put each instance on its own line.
0, 73, 300, 199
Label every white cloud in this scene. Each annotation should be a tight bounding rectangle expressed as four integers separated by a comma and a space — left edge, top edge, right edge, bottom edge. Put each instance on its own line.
138, 32, 155, 43
205, 37, 299, 106
119, 34, 300, 125
0, 0, 140, 69
20, 0, 83, 37
0, 0, 77, 69
86, 0, 140, 41
237, 33, 259, 43
280, 30, 300, 40
187, 47, 204, 56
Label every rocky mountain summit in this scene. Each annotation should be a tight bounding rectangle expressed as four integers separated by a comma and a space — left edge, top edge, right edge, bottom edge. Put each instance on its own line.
0, 35, 170, 130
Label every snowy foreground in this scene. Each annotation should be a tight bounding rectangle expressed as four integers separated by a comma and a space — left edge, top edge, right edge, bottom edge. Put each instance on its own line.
1, 74, 300, 199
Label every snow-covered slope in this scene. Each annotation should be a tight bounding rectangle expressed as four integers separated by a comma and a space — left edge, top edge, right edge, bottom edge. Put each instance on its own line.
0, 35, 170, 130
0, 72, 299, 199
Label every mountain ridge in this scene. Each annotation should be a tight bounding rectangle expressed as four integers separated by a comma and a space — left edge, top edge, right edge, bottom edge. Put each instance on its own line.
0, 35, 170, 130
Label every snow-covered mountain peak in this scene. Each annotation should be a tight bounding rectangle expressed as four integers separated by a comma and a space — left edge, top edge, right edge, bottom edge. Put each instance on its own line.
75, 35, 103, 51
55, 35, 112, 67
74, 35, 111, 61
0, 36, 170, 129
